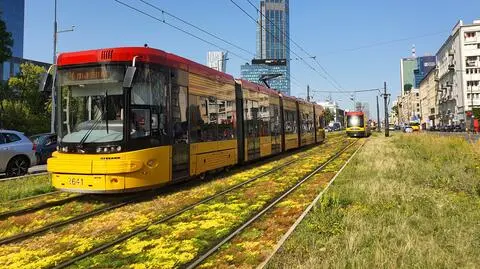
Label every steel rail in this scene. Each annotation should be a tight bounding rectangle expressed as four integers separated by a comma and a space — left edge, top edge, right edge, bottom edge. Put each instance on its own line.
0, 194, 86, 220
257, 139, 366, 269
0, 171, 48, 182
51, 140, 350, 269
186, 140, 359, 269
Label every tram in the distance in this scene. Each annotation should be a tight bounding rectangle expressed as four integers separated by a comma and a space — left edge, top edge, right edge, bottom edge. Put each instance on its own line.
345, 111, 371, 137
45, 47, 326, 193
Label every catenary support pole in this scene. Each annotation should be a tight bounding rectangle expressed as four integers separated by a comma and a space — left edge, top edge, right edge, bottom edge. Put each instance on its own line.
384, 81, 390, 137
376, 95, 381, 132
307, 85, 310, 102
51, 0, 57, 134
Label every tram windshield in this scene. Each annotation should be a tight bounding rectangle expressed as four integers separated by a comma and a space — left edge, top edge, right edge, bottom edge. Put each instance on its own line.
347, 115, 364, 128
57, 65, 125, 144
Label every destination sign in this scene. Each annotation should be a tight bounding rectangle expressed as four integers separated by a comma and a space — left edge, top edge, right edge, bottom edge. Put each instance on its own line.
65, 68, 111, 81
59, 66, 124, 86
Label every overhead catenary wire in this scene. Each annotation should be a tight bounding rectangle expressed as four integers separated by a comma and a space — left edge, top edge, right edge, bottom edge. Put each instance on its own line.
244, 0, 345, 91
116, 0, 307, 91
232, 0, 352, 101
228, 0, 330, 81
114, 0, 251, 62
324, 30, 448, 55
137, 0, 255, 58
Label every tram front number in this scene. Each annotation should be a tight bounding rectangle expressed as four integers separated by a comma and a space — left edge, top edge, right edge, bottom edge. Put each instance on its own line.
68, 178, 84, 186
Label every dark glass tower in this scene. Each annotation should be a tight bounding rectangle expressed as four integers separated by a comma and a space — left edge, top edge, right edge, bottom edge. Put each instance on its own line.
0, 0, 25, 57
244, 0, 290, 95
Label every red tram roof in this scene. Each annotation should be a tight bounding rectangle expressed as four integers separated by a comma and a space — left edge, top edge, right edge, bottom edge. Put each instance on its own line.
57, 47, 235, 85
346, 111, 365, 116
236, 79, 281, 97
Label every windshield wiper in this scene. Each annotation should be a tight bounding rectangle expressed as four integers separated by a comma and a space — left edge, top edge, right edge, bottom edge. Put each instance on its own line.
78, 115, 103, 149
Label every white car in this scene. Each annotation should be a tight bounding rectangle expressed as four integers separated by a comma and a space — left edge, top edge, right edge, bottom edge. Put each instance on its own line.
0, 130, 36, 177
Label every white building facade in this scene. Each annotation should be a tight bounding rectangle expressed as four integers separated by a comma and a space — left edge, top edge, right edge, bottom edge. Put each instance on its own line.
436, 20, 480, 127
206, 51, 228, 72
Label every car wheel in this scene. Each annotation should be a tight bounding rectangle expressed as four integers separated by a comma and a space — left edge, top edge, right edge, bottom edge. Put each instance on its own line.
5, 156, 30, 177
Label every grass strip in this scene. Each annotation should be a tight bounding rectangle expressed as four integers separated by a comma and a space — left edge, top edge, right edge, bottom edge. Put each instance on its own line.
0, 174, 54, 203
72, 141, 351, 268
268, 134, 480, 268
198, 141, 363, 268
0, 139, 349, 269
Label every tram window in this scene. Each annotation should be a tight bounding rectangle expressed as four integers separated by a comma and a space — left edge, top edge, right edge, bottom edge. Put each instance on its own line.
130, 108, 151, 138
131, 65, 168, 141
269, 104, 280, 136
244, 100, 260, 138
259, 104, 270, 137
284, 110, 297, 134
217, 98, 236, 140
172, 85, 188, 143
189, 95, 217, 143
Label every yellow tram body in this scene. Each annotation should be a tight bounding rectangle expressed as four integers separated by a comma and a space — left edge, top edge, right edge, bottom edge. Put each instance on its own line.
47, 47, 326, 193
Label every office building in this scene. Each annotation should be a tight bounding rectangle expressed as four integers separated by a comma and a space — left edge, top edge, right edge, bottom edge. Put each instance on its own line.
419, 67, 438, 128
0, 0, 50, 81
414, 56, 436, 88
206, 51, 228, 72
242, 0, 290, 95
436, 19, 480, 127
0, 0, 24, 58
241, 59, 288, 94
400, 58, 417, 95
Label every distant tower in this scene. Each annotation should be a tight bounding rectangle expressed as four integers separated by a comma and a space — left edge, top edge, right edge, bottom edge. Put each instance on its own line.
412, 44, 416, 58
207, 51, 228, 72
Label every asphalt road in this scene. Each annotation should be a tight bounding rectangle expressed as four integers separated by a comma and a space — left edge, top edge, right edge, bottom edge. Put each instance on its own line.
0, 164, 47, 180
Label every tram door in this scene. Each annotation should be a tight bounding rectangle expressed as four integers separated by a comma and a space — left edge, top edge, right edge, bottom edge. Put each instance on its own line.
171, 85, 189, 181
246, 100, 260, 160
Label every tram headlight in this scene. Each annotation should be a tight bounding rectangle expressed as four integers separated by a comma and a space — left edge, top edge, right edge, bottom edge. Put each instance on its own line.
95, 145, 122, 154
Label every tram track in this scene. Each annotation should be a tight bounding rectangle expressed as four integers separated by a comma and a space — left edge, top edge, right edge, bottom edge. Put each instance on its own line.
186, 139, 359, 268
0, 193, 86, 220
0, 137, 349, 269
50, 139, 355, 269
0, 139, 343, 247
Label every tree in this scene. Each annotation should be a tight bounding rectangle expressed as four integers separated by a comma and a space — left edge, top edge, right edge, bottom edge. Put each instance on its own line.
8, 62, 48, 115
0, 13, 13, 63
0, 63, 50, 134
391, 104, 398, 116
324, 108, 335, 124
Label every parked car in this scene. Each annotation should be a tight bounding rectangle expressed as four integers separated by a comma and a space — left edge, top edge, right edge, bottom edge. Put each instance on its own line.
403, 126, 413, 133
29, 133, 57, 165
0, 130, 36, 177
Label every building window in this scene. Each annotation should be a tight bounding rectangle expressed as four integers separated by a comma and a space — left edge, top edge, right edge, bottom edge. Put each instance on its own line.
416, 93, 419, 97
2, 61, 10, 81
13, 63, 20, 76
465, 32, 476, 38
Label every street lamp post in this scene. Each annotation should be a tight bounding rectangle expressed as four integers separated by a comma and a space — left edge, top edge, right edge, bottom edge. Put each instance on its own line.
51, 0, 75, 133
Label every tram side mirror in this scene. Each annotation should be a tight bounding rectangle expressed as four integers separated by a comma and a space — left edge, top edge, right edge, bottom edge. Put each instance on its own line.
39, 72, 53, 93
123, 66, 137, 88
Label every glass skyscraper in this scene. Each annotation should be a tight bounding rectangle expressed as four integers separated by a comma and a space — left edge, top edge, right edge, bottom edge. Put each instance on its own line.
0, 0, 25, 58
0, 0, 27, 81
243, 0, 290, 95
241, 59, 288, 93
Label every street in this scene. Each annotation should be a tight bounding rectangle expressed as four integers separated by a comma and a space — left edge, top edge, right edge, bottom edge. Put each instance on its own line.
0, 164, 47, 180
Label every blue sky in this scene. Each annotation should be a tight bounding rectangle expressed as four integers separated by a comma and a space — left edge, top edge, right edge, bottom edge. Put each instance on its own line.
24, 0, 480, 116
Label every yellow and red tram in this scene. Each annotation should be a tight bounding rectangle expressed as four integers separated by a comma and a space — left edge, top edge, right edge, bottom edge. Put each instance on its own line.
345, 111, 371, 137
47, 47, 326, 193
